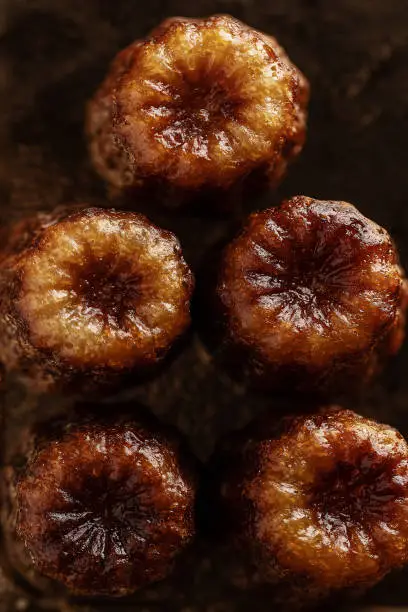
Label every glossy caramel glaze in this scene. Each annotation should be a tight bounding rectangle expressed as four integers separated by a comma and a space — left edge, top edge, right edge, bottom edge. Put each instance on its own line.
215, 408, 408, 597
0, 207, 194, 391
86, 15, 309, 209
16, 417, 196, 596
213, 196, 407, 392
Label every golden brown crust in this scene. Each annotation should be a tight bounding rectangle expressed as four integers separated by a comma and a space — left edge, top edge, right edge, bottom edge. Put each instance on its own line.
86, 15, 309, 210
86, 42, 143, 191
16, 415, 197, 596
0, 207, 194, 391
213, 196, 406, 393
215, 408, 408, 598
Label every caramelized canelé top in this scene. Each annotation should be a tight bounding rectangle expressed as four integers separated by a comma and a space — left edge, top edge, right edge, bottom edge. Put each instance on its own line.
215, 196, 406, 388
17, 417, 196, 596
218, 409, 408, 589
87, 15, 309, 196
0, 207, 193, 388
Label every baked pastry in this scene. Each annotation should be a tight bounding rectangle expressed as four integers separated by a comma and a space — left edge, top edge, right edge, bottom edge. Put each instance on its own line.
214, 408, 408, 606
0, 206, 194, 391
15, 414, 196, 596
210, 196, 407, 393
86, 15, 309, 211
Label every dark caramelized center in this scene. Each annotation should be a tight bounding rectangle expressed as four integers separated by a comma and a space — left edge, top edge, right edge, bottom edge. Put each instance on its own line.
254, 236, 361, 319
290, 240, 356, 299
54, 472, 151, 560
80, 474, 143, 532
310, 455, 402, 524
184, 81, 238, 121
171, 69, 244, 134
76, 257, 140, 323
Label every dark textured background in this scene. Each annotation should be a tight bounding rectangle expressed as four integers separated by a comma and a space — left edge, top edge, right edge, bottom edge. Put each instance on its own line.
1, 0, 408, 610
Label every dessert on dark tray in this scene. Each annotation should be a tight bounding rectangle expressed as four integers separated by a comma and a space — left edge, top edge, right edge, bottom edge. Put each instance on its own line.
13, 413, 196, 597
87, 14, 309, 210
0, 207, 194, 392
212, 408, 408, 608
207, 196, 407, 394
2, 1, 408, 611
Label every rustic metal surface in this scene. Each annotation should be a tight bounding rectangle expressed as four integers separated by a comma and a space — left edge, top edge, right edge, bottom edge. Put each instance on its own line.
1, 0, 408, 610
